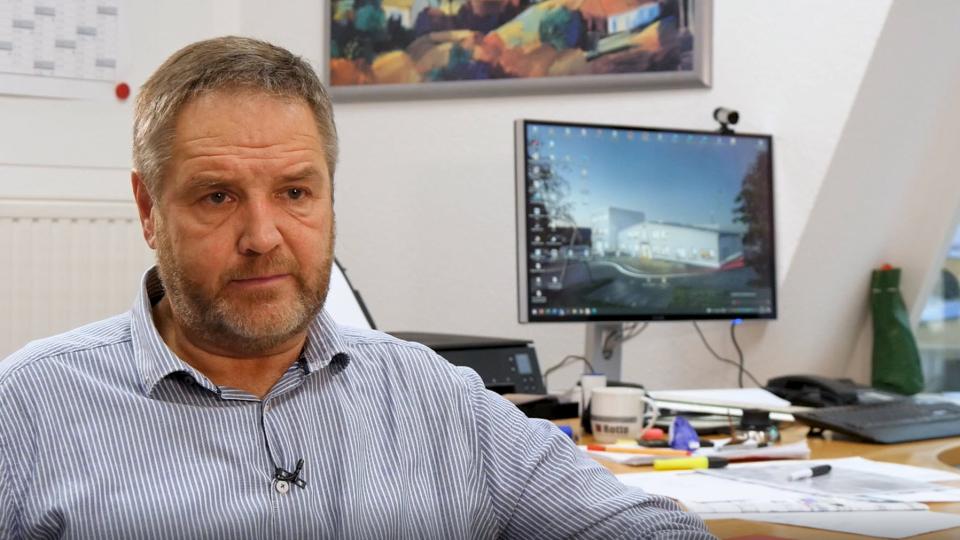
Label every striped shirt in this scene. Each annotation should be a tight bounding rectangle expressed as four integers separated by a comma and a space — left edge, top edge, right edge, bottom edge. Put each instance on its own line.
0, 268, 713, 539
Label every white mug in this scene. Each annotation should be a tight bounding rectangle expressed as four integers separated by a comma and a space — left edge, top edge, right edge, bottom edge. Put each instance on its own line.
590, 387, 659, 443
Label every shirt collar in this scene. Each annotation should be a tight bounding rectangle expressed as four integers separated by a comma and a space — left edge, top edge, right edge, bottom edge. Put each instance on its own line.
130, 266, 352, 396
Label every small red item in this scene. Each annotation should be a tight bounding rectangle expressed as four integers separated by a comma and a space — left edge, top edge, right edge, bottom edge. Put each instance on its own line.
115, 82, 130, 100
641, 427, 666, 440
880, 264, 894, 271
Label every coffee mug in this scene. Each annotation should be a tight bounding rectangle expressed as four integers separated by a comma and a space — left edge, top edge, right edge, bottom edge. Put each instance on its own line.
589, 387, 659, 443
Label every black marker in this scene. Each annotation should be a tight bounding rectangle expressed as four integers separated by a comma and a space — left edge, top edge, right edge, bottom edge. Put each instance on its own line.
788, 464, 832, 481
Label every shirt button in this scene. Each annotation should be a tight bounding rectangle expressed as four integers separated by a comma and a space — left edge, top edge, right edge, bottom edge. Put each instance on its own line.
275, 480, 289, 494
263, 403, 272, 413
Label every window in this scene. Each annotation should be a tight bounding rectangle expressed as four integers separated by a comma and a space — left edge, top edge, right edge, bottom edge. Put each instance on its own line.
917, 225, 960, 391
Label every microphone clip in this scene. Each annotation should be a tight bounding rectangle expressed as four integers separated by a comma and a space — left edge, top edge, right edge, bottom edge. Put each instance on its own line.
274, 458, 307, 489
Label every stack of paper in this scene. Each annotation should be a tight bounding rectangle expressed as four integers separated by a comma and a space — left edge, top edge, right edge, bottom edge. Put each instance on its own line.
618, 457, 960, 538
648, 388, 805, 422
649, 388, 793, 410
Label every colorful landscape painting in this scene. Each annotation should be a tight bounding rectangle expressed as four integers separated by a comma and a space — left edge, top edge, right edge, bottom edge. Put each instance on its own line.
328, 0, 707, 97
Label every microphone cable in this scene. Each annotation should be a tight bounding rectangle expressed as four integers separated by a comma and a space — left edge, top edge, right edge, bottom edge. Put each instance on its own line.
259, 402, 307, 491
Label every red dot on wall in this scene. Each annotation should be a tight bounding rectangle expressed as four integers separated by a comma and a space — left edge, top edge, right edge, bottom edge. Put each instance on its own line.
115, 82, 131, 100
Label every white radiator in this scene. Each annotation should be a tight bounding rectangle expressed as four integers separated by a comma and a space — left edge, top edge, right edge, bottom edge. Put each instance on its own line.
0, 200, 154, 358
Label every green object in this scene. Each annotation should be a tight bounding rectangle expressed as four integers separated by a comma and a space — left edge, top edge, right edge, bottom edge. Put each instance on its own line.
870, 267, 924, 395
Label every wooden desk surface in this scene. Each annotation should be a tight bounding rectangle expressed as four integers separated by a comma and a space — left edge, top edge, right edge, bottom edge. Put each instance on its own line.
563, 421, 960, 539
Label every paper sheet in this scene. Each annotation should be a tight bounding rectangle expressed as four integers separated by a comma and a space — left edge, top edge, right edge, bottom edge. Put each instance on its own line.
649, 388, 791, 409
620, 470, 928, 511
0, 0, 124, 99
618, 458, 960, 504
581, 446, 656, 466
702, 511, 960, 539
618, 457, 960, 537
822, 456, 960, 483
704, 462, 941, 496
619, 470, 804, 503
686, 499, 925, 514
874, 489, 960, 503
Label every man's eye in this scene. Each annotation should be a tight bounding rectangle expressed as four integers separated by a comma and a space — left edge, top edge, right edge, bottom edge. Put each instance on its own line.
207, 192, 229, 205
287, 188, 306, 200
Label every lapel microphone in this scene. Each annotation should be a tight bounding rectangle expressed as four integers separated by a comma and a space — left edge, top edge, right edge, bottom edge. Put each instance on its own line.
330, 352, 350, 374
274, 458, 307, 489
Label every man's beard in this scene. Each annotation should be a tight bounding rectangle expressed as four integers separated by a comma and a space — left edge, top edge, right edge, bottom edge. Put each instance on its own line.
153, 222, 332, 356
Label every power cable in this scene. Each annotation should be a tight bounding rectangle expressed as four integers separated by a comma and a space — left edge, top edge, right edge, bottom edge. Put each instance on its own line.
542, 354, 595, 380
601, 322, 649, 359
692, 320, 761, 388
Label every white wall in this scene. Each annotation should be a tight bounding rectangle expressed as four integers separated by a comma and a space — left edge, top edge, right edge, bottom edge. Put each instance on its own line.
0, 0, 238, 347
324, 0, 893, 392
818, 1, 960, 383
0, 0, 241, 202
8, 1, 956, 396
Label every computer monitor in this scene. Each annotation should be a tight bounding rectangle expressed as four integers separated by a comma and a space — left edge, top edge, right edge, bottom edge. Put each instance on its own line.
515, 119, 776, 379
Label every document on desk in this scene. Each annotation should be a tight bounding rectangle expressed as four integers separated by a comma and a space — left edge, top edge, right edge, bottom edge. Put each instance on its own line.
701, 457, 960, 499
701, 511, 960, 539
619, 469, 927, 508
618, 457, 960, 537
813, 457, 960, 502
620, 472, 960, 538
684, 499, 926, 514
825, 456, 960, 482
703, 462, 943, 497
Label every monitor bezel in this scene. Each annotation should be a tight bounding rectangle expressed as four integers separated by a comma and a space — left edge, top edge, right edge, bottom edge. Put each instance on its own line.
515, 118, 778, 323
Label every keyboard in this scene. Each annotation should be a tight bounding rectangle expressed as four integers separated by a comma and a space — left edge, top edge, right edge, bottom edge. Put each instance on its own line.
794, 399, 960, 444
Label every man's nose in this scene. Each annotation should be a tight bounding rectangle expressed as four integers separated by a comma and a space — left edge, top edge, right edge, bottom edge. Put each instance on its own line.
237, 199, 282, 255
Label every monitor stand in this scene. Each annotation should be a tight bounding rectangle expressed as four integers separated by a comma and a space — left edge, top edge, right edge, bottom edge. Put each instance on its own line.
584, 322, 623, 382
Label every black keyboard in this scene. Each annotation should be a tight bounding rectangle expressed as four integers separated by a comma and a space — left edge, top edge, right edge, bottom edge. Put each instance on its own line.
794, 399, 960, 444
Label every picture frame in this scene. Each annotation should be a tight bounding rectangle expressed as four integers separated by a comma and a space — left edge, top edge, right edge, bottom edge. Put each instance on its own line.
323, 0, 712, 102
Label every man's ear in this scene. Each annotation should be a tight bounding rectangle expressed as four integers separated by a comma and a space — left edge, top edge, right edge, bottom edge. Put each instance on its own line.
132, 171, 158, 250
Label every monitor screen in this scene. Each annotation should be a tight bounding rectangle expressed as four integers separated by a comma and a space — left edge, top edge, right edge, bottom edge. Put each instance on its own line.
516, 119, 777, 323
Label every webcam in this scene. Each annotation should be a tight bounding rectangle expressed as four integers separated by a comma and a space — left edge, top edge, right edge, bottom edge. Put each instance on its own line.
713, 107, 739, 134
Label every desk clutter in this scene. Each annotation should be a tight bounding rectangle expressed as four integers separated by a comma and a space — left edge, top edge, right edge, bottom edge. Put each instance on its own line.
617, 457, 960, 539
581, 439, 812, 467
579, 429, 960, 537
569, 386, 960, 537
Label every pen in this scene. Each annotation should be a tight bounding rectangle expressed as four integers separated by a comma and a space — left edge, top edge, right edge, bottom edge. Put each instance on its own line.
585, 444, 690, 457
653, 456, 729, 471
788, 464, 832, 481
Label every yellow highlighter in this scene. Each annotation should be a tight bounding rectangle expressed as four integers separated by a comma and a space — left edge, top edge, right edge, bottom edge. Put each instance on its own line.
653, 456, 729, 471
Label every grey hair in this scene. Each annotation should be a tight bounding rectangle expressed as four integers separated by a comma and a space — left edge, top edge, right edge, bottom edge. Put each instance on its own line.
133, 36, 338, 199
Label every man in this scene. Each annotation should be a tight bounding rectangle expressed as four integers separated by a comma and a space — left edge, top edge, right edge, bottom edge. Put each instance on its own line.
0, 37, 712, 539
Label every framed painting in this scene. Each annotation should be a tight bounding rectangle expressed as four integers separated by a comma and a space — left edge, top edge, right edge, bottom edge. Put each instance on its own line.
323, 0, 712, 101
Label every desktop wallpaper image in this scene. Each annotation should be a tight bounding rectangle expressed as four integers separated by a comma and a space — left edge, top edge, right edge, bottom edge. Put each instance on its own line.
524, 122, 775, 319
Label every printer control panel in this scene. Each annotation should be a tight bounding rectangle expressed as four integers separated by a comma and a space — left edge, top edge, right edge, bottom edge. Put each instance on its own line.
386, 332, 547, 395
439, 346, 546, 395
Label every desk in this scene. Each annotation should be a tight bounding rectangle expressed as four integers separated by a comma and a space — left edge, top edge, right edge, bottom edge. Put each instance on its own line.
565, 421, 960, 539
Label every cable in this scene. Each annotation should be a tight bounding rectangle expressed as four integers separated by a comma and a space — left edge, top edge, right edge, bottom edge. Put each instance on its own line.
601, 322, 649, 359
691, 321, 762, 388
730, 320, 746, 388
541, 354, 595, 380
